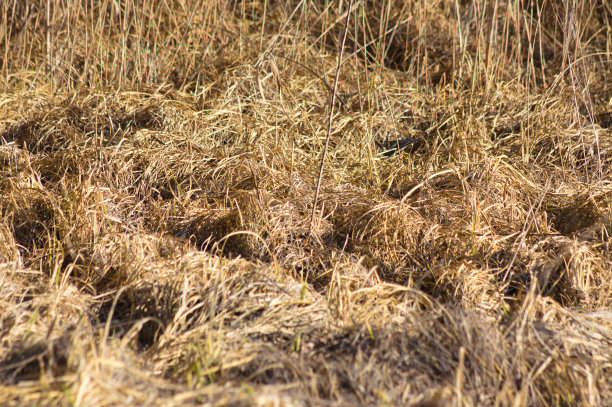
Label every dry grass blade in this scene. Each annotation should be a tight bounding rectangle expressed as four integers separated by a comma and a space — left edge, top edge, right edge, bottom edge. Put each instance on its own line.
310, 0, 353, 236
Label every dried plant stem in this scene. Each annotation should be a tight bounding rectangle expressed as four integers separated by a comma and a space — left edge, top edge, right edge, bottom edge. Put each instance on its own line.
309, 0, 352, 235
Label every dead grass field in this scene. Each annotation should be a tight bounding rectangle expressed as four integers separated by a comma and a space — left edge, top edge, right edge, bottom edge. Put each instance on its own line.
1, 0, 612, 405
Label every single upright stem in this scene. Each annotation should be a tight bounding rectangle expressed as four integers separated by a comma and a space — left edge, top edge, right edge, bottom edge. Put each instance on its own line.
309, 0, 352, 235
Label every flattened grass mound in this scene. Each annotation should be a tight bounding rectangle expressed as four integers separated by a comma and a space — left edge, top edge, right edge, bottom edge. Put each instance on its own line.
1, 0, 612, 405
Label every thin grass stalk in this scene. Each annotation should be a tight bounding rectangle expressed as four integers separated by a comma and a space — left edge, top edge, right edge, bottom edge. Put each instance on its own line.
309, 0, 352, 235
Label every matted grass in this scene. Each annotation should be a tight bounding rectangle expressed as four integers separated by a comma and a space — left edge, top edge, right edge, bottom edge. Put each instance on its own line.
1, 0, 612, 405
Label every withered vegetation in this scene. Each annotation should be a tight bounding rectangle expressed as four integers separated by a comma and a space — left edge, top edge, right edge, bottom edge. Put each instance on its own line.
1, 0, 612, 405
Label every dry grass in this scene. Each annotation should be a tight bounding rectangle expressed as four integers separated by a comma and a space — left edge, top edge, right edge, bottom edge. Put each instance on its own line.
1, 0, 612, 405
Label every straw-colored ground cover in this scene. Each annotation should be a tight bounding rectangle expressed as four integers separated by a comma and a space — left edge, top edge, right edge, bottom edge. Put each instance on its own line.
1, 0, 612, 405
